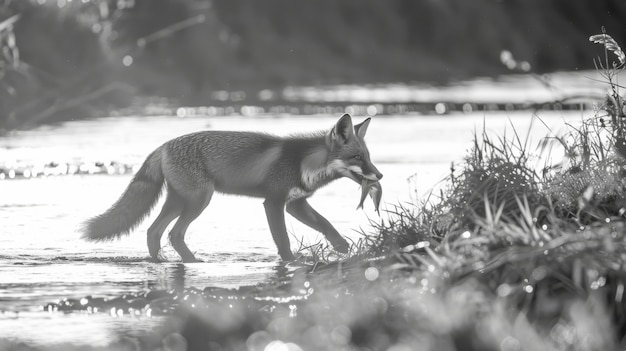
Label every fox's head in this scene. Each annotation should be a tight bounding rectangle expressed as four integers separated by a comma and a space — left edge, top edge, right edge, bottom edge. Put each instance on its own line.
327, 114, 383, 182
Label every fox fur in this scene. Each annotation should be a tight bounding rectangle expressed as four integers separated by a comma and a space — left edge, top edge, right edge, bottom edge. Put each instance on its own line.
82, 114, 382, 262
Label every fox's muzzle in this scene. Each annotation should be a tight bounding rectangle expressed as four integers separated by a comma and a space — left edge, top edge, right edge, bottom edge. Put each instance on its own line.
363, 161, 383, 180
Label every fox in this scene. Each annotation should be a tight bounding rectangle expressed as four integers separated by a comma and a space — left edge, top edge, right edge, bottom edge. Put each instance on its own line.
81, 114, 383, 262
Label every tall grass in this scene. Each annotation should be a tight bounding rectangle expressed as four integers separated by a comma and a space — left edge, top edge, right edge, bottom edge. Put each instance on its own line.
356, 31, 626, 349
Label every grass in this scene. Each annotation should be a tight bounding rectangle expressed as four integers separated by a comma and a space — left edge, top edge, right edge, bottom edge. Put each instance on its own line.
4, 32, 626, 351
345, 31, 626, 350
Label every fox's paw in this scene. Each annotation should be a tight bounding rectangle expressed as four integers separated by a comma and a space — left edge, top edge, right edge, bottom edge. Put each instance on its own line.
332, 240, 350, 254
279, 251, 296, 262
147, 256, 164, 263
147, 251, 168, 263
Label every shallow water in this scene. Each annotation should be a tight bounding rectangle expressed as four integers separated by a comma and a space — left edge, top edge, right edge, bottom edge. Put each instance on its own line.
0, 111, 587, 346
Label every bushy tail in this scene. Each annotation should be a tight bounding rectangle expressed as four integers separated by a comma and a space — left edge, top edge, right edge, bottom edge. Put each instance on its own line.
82, 147, 165, 241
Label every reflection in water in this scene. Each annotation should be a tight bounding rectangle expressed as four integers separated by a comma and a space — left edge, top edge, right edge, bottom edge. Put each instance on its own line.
144, 261, 302, 297
171, 263, 186, 292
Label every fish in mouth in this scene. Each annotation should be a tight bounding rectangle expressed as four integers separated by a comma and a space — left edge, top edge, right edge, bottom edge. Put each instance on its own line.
357, 178, 382, 214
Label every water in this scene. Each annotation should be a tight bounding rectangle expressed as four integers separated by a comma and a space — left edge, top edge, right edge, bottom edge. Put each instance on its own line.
0, 111, 587, 346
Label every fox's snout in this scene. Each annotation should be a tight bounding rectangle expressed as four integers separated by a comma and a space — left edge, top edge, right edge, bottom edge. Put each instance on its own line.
363, 168, 383, 181
352, 162, 382, 182
364, 160, 383, 181
371, 163, 383, 180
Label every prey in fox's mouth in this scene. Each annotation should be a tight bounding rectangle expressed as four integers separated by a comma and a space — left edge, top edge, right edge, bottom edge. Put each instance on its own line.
357, 178, 383, 214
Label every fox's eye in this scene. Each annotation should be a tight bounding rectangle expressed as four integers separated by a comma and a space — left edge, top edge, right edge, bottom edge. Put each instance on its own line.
353, 155, 362, 161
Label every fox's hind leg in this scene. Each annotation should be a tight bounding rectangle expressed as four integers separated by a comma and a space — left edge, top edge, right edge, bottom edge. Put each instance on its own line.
168, 185, 214, 263
147, 187, 184, 261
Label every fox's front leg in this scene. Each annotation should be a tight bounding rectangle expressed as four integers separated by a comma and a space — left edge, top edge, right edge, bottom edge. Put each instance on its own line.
286, 198, 350, 253
263, 199, 296, 261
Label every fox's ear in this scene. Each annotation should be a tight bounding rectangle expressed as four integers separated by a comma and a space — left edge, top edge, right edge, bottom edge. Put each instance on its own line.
330, 114, 354, 144
354, 117, 371, 140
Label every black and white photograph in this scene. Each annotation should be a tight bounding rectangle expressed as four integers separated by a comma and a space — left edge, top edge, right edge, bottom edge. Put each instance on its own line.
1, 1, 626, 350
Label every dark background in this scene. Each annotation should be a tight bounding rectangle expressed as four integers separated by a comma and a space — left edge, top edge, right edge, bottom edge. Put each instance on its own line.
0, 0, 625, 128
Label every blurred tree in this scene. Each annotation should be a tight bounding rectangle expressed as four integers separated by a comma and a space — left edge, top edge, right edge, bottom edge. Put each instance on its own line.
0, 12, 21, 128
2, 0, 626, 129
110, 0, 234, 100
12, 2, 124, 127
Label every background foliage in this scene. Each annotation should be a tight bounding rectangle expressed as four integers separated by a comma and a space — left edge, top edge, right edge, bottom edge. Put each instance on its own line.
0, 0, 625, 128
